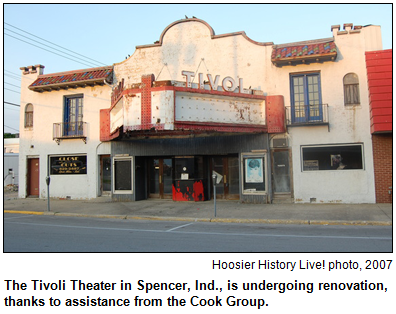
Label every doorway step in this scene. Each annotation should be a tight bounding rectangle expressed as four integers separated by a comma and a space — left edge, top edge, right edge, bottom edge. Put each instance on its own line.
272, 195, 294, 204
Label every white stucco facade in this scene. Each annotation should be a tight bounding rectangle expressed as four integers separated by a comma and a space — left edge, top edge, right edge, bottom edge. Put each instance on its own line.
111, 20, 381, 203
267, 26, 382, 203
18, 19, 382, 203
18, 67, 111, 199
114, 20, 271, 93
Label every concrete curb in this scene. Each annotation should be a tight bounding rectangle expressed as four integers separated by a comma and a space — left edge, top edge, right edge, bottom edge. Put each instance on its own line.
54, 213, 128, 220
4, 210, 392, 226
307, 220, 392, 226
126, 216, 212, 222
4, 210, 44, 216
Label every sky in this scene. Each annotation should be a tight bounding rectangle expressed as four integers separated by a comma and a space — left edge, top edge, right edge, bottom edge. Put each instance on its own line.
3, 3, 393, 134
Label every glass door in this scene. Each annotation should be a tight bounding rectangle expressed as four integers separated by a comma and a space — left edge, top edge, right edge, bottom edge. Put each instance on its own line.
272, 149, 291, 193
227, 156, 240, 199
64, 96, 83, 136
211, 156, 239, 200
291, 73, 322, 123
162, 158, 173, 198
149, 158, 173, 199
100, 155, 111, 195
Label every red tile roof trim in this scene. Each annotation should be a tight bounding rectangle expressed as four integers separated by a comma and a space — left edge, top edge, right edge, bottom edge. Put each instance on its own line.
272, 39, 337, 66
29, 66, 113, 90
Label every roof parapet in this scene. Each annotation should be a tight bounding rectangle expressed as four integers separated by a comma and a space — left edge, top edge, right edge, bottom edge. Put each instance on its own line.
20, 65, 45, 75
332, 23, 362, 36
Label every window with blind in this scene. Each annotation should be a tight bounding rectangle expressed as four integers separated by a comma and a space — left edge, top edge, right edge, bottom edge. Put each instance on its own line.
25, 103, 33, 128
344, 73, 360, 106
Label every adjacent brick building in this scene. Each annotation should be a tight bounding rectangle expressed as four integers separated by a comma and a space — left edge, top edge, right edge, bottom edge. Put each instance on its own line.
365, 49, 392, 203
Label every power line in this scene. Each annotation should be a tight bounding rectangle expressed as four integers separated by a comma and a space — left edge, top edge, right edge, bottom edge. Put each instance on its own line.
5, 70, 20, 77
4, 74, 20, 81
5, 22, 107, 66
5, 82, 20, 89
5, 88, 20, 94
4, 125, 19, 132
5, 33, 98, 68
4, 102, 20, 107
5, 71, 36, 82
4, 107, 19, 112
4, 69, 18, 74
5, 27, 101, 68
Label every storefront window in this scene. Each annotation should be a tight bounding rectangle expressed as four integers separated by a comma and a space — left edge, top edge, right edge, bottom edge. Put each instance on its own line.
113, 157, 133, 193
50, 155, 87, 175
302, 144, 363, 171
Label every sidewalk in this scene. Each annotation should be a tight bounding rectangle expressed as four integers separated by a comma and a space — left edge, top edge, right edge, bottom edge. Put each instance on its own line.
3, 192, 392, 226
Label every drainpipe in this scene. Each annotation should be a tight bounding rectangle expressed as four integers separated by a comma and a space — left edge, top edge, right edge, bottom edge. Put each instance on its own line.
104, 79, 114, 88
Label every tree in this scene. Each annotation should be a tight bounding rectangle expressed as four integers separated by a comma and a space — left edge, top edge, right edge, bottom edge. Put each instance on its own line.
4, 133, 17, 138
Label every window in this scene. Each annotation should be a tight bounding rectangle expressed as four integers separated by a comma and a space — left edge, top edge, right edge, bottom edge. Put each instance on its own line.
113, 157, 133, 193
64, 95, 83, 136
302, 144, 364, 171
290, 72, 322, 123
25, 103, 33, 128
344, 73, 360, 105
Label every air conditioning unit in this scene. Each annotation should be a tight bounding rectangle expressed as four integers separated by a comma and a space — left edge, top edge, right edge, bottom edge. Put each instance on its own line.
273, 138, 288, 148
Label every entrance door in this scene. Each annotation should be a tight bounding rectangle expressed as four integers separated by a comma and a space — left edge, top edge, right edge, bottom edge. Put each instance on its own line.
100, 155, 111, 195
27, 158, 39, 197
211, 156, 239, 200
149, 158, 173, 199
272, 150, 292, 194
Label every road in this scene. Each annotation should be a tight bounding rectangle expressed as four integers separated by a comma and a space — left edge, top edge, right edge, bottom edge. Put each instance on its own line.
4, 213, 392, 252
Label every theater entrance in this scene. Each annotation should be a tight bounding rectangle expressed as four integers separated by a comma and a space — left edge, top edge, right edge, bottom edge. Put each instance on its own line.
148, 158, 173, 199
211, 156, 240, 200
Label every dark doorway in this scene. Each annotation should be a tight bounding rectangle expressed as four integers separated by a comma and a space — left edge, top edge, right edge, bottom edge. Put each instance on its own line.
271, 149, 292, 196
100, 155, 111, 195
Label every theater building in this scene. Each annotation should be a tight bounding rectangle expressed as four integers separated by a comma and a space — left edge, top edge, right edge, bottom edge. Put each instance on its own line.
18, 18, 384, 204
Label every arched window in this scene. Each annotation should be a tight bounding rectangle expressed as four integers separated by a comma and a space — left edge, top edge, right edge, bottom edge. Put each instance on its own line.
25, 103, 33, 128
344, 73, 360, 105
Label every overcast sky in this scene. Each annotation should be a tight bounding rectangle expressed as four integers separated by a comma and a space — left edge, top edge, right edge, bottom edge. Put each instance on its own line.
3, 3, 392, 134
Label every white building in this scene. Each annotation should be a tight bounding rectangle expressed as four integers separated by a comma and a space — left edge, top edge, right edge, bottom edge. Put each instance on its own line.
18, 19, 382, 204
269, 23, 382, 203
4, 138, 20, 153
18, 65, 112, 198
4, 139, 19, 187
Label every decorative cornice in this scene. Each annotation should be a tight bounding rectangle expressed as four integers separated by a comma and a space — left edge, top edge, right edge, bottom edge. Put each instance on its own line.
135, 18, 273, 49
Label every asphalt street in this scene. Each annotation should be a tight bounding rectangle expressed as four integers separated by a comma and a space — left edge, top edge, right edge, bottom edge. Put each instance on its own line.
4, 213, 392, 252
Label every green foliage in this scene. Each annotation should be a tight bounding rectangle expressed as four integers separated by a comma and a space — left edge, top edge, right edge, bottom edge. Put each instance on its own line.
4, 133, 17, 138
